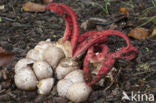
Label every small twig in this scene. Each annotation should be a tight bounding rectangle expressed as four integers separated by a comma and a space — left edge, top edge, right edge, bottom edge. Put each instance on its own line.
132, 69, 156, 76
144, 70, 156, 79
138, 16, 156, 27
0, 89, 6, 94
12, 23, 32, 27
11, 5, 16, 15
140, 7, 155, 17
104, 67, 122, 91
104, 0, 109, 15
104, 81, 114, 91
1, 16, 16, 22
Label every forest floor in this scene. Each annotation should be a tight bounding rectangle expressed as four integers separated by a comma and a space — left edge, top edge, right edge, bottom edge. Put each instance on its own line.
0, 0, 156, 103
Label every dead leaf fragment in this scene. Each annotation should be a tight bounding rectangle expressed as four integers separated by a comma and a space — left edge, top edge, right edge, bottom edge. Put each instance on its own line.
0, 47, 6, 53
0, 52, 14, 66
96, 25, 103, 31
23, 2, 46, 12
0, 5, 4, 10
108, 23, 118, 30
120, 8, 129, 16
2, 68, 9, 80
152, 27, 156, 37
128, 27, 149, 40
81, 20, 88, 31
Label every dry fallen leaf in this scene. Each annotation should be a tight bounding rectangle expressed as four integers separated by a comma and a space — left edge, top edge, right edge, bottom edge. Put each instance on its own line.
0, 47, 13, 66
2, 68, 9, 80
0, 52, 14, 66
108, 23, 118, 30
152, 27, 156, 37
23, 2, 46, 12
96, 25, 103, 31
128, 27, 149, 40
120, 8, 129, 16
0, 5, 4, 10
81, 20, 88, 31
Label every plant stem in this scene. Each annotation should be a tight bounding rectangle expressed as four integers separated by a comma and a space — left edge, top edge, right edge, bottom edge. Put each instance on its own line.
105, 0, 109, 15
138, 16, 156, 27
151, 0, 156, 7
88, 1, 109, 15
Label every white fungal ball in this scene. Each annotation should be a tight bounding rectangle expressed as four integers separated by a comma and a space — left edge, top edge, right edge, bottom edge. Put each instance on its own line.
26, 49, 44, 61
37, 78, 55, 95
57, 79, 73, 97
66, 82, 92, 103
56, 58, 79, 79
14, 58, 34, 73
43, 46, 65, 68
33, 61, 53, 80
14, 67, 37, 90
64, 70, 84, 83
55, 38, 72, 57
26, 41, 55, 61
34, 41, 54, 51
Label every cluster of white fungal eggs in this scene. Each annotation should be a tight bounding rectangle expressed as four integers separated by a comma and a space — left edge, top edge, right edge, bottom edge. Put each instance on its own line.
14, 38, 92, 103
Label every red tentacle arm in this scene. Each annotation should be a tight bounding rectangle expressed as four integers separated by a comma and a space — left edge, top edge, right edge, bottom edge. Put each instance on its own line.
112, 45, 138, 60
45, 3, 138, 86
88, 56, 115, 86
78, 31, 100, 43
83, 46, 94, 83
73, 30, 130, 58
45, 4, 71, 38
81, 30, 138, 86
83, 44, 110, 85
89, 45, 138, 85
90, 44, 109, 62
45, 3, 80, 53
85, 46, 138, 86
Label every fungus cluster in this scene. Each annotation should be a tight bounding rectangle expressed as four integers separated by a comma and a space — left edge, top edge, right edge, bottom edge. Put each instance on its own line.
57, 68, 92, 102
14, 3, 138, 103
14, 40, 57, 94
14, 39, 91, 102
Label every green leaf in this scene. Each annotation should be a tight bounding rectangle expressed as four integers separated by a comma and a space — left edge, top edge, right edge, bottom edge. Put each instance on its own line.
0, 17, 2, 22
20, 8, 23, 12
145, 47, 149, 52
53, 34, 57, 38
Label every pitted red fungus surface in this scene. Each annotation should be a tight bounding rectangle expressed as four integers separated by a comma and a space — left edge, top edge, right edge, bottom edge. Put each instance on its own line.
45, 3, 138, 86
